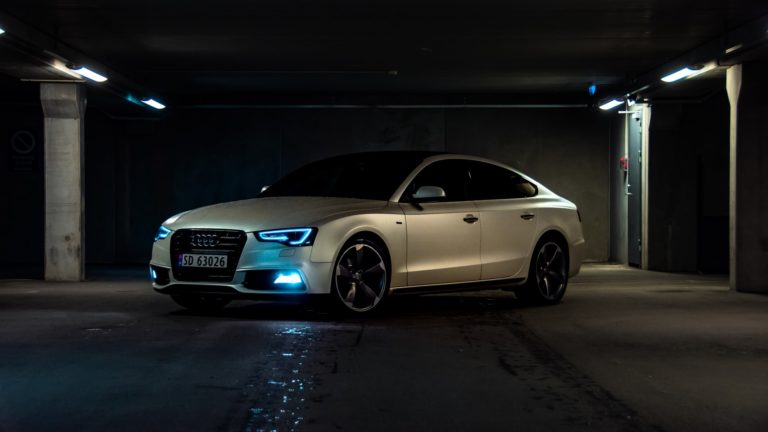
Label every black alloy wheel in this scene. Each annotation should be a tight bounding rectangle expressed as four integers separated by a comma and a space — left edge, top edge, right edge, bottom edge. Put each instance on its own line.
516, 239, 568, 304
332, 238, 390, 314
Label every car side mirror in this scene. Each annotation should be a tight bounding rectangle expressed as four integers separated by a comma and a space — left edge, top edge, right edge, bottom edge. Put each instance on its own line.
413, 185, 446, 202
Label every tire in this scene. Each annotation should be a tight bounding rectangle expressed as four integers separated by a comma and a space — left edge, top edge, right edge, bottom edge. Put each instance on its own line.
331, 237, 390, 314
515, 237, 569, 304
170, 294, 232, 312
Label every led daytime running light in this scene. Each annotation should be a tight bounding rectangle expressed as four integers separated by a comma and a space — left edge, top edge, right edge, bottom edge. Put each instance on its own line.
154, 225, 172, 241
257, 228, 315, 246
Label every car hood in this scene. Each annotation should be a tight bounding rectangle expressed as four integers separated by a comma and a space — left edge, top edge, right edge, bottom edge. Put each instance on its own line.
164, 196, 388, 232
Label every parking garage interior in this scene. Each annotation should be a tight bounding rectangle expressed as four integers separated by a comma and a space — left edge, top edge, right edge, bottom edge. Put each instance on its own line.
1, 1, 767, 431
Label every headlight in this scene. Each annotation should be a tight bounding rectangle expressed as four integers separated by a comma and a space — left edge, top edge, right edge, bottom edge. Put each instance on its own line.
256, 228, 316, 246
154, 225, 172, 242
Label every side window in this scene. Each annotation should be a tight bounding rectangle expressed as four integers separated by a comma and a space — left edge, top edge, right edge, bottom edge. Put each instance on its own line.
403, 160, 470, 202
468, 162, 538, 200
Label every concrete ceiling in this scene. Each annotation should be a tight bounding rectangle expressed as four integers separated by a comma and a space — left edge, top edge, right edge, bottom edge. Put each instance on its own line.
1, 0, 767, 107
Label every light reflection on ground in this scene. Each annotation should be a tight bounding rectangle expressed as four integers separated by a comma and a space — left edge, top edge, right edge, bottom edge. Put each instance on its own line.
244, 325, 313, 432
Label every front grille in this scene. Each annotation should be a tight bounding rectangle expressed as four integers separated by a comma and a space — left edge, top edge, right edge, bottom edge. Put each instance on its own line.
171, 229, 247, 282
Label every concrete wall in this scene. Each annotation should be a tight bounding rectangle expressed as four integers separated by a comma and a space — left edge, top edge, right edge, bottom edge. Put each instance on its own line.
0, 104, 44, 277
89, 107, 612, 264
646, 92, 729, 273
2, 105, 613, 274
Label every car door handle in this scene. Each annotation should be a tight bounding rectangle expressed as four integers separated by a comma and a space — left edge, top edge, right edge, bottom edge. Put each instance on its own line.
463, 215, 479, 224
520, 213, 535, 221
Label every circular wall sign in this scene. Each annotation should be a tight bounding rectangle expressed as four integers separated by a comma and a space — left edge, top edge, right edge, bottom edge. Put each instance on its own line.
11, 130, 36, 155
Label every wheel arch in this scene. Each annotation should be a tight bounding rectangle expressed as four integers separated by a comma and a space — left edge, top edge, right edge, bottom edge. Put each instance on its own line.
343, 230, 391, 265
534, 229, 570, 263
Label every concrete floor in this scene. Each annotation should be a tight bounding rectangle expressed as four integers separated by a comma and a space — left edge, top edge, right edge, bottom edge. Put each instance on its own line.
0, 265, 765, 431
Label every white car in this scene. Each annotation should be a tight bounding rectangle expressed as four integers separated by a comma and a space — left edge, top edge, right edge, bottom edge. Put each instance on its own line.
150, 152, 584, 314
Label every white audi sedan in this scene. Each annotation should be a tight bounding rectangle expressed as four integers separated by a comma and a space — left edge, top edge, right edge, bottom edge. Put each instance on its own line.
150, 152, 584, 314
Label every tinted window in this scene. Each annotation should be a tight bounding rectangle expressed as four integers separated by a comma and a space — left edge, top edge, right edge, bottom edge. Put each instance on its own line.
261, 152, 431, 201
402, 160, 470, 202
468, 161, 537, 200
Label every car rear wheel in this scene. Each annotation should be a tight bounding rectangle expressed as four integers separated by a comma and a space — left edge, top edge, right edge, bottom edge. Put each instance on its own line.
515, 239, 568, 304
332, 238, 390, 314
170, 294, 231, 311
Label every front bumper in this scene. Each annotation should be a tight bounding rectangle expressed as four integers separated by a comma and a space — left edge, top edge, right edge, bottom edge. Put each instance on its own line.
150, 230, 334, 295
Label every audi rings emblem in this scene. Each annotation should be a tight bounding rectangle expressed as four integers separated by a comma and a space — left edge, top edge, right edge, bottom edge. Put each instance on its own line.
190, 233, 220, 247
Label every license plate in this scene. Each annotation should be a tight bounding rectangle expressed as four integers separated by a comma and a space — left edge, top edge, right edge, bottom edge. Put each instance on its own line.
179, 254, 228, 268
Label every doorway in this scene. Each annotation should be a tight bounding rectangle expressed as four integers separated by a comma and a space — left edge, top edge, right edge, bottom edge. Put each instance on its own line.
627, 110, 643, 267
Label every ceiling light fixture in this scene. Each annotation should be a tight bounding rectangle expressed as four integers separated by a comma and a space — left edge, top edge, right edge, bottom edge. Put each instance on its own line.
141, 98, 166, 110
68, 66, 107, 82
661, 67, 699, 83
51, 60, 85, 79
725, 44, 743, 54
599, 99, 623, 110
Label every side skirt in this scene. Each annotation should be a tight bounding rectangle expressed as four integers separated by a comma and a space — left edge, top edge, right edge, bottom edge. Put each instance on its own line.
390, 278, 526, 296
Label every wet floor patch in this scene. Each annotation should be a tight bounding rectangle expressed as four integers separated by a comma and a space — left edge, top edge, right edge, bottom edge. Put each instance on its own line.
236, 325, 315, 432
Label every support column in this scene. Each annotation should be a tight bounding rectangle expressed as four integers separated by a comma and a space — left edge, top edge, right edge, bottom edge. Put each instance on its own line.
727, 62, 768, 293
41, 83, 86, 281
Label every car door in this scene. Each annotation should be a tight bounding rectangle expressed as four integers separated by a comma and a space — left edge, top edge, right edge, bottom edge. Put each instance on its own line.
468, 161, 539, 280
399, 159, 482, 286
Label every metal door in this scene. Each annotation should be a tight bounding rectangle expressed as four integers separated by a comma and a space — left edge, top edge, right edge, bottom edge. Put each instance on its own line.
627, 111, 643, 266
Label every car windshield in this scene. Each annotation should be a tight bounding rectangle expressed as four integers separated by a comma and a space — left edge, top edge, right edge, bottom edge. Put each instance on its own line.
260, 152, 435, 201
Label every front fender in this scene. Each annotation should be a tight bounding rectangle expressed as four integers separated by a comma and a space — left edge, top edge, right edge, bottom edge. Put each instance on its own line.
309, 205, 408, 288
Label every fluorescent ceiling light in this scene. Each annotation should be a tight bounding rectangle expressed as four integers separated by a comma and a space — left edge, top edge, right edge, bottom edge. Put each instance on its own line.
52, 61, 85, 79
69, 66, 107, 82
599, 99, 623, 110
725, 44, 743, 54
661, 67, 698, 83
141, 98, 166, 110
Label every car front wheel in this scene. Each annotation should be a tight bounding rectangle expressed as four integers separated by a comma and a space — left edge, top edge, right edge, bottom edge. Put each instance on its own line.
332, 238, 390, 314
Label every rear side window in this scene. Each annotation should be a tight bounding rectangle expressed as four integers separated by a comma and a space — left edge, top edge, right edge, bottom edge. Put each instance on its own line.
468, 161, 537, 200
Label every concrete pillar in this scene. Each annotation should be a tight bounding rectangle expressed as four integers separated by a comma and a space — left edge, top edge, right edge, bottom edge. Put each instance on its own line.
40, 83, 86, 281
727, 62, 768, 293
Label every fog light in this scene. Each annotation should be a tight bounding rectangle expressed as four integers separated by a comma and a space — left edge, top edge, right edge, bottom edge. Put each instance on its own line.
274, 272, 302, 285
151, 268, 157, 280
